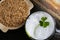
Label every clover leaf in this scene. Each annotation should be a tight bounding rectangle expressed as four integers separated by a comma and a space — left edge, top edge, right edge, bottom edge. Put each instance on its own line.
39, 17, 49, 28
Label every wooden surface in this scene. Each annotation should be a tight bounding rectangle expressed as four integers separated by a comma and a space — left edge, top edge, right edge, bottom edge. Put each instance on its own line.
32, 0, 60, 21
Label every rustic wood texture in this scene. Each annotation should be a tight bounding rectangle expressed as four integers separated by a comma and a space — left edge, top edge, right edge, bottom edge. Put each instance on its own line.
32, 0, 60, 21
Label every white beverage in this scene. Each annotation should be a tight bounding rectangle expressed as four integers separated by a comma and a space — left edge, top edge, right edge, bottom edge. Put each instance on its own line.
25, 11, 55, 40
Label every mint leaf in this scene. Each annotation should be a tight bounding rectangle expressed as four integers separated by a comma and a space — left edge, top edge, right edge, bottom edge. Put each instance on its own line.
43, 22, 49, 28
39, 21, 43, 26
41, 17, 47, 22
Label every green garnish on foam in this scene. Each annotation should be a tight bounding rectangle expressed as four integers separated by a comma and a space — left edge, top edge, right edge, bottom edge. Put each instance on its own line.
34, 17, 50, 35
39, 17, 49, 28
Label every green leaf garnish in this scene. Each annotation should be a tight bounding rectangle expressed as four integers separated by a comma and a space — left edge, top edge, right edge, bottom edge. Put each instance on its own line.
43, 22, 49, 28
39, 21, 43, 26
41, 17, 47, 22
39, 17, 49, 28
